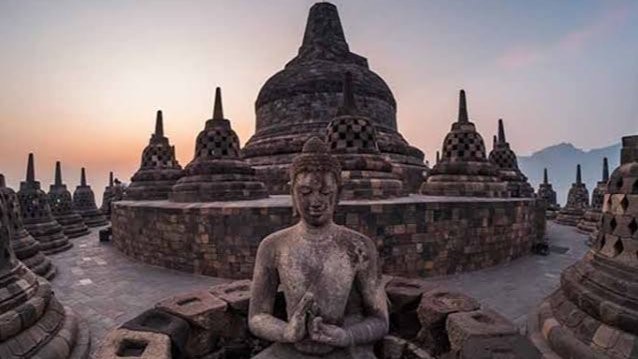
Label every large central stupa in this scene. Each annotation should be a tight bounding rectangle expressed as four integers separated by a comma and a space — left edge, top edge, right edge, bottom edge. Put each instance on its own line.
242, 2, 425, 194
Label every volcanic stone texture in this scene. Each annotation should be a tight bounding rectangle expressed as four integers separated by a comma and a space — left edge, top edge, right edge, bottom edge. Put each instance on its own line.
0, 176, 55, 279
421, 91, 508, 198
95, 276, 538, 359
73, 168, 109, 227
488, 119, 534, 198
243, 2, 425, 194
555, 165, 589, 227
0, 182, 90, 358
112, 195, 543, 280
170, 89, 268, 202
528, 135, 638, 359
49, 162, 90, 238
127, 111, 183, 200
17, 154, 72, 254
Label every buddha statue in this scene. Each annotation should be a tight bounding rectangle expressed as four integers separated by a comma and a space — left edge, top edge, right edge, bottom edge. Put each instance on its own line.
248, 137, 388, 358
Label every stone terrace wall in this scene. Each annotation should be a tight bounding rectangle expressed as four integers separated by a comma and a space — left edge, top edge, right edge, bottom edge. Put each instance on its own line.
112, 195, 544, 279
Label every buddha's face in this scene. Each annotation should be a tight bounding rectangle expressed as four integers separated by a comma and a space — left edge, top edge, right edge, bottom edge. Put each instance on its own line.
292, 171, 338, 228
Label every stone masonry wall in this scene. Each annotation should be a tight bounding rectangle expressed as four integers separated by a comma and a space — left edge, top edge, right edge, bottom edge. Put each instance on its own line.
112, 195, 544, 279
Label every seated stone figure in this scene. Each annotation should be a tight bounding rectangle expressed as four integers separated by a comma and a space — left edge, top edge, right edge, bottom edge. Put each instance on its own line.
249, 137, 389, 358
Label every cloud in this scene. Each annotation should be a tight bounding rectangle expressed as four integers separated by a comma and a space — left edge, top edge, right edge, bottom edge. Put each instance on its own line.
497, 4, 633, 70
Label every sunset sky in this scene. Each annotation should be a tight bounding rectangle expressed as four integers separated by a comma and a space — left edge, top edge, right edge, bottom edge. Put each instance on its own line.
1, 0, 637, 202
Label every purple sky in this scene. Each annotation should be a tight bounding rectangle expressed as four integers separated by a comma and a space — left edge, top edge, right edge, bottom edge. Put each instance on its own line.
1, 1, 637, 201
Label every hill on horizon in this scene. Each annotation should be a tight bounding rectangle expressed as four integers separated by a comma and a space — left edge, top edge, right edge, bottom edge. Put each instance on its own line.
518, 142, 621, 205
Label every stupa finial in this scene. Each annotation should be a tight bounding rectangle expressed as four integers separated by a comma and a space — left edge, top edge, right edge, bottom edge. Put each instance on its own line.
543, 168, 548, 184
498, 119, 506, 143
602, 157, 609, 182
213, 87, 224, 120
26, 153, 35, 183
109, 171, 114, 187
55, 161, 62, 186
458, 90, 469, 123
302, 2, 347, 49
155, 110, 164, 137
493, 135, 497, 149
81, 167, 87, 186
436, 151, 440, 164
576, 164, 582, 184
337, 72, 357, 116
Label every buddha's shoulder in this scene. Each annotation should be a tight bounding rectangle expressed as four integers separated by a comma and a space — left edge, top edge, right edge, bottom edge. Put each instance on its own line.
259, 226, 296, 249
334, 225, 374, 248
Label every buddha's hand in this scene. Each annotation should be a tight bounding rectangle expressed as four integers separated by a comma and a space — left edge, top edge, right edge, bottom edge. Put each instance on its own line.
283, 292, 314, 342
309, 317, 351, 347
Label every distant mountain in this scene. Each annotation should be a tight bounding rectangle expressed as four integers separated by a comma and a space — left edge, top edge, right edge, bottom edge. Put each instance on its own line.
518, 142, 621, 205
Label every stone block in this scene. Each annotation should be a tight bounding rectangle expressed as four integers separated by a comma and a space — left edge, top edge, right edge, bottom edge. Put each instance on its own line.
459, 335, 541, 359
386, 277, 437, 310
416, 289, 480, 355
446, 309, 518, 353
95, 328, 171, 359
209, 280, 252, 313
156, 290, 228, 331
121, 308, 190, 358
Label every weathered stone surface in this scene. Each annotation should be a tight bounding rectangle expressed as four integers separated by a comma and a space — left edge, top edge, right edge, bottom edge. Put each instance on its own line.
0, 174, 55, 279
537, 168, 559, 218
327, 72, 405, 200
209, 280, 252, 312
16, 153, 72, 254
101, 172, 126, 219
555, 164, 589, 226
243, 2, 425, 194
0, 183, 89, 358
95, 328, 171, 359
127, 111, 183, 201
120, 308, 190, 358
446, 308, 518, 352
48, 161, 90, 238
460, 335, 541, 359
112, 195, 543, 279
170, 88, 269, 203
156, 290, 228, 331
529, 135, 638, 359
73, 167, 109, 227
420, 90, 508, 198
488, 119, 534, 198
416, 289, 480, 355
578, 158, 609, 244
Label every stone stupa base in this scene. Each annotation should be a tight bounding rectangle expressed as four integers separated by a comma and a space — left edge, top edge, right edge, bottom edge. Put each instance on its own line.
11, 233, 56, 280
0, 262, 90, 358
170, 180, 269, 203
55, 212, 90, 238
554, 208, 586, 227
24, 220, 72, 254
79, 209, 109, 227
528, 288, 637, 358
420, 178, 508, 198
340, 176, 404, 200
576, 210, 601, 234
125, 181, 177, 201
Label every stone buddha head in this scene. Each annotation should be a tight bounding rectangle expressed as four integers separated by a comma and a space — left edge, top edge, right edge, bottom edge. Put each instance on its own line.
290, 137, 341, 227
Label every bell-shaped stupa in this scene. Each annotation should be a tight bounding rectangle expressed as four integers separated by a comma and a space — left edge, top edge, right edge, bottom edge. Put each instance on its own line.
529, 135, 638, 358
488, 119, 534, 197
72, 168, 109, 227
126, 111, 183, 200
171, 88, 269, 202
555, 164, 589, 226
17, 153, 72, 254
537, 168, 559, 219
0, 187, 90, 358
48, 161, 90, 238
577, 157, 609, 239
420, 90, 507, 197
100, 172, 125, 219
0, 174, 55, 280
242, 2, 425, 194
326, 73, 404, 200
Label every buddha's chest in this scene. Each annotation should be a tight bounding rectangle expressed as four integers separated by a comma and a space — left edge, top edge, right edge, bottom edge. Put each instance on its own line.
277, 243, 356, 315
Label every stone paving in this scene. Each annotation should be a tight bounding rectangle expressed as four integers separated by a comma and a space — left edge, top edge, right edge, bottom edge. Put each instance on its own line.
48, 226, 227, 355
426, 220, 589, 330
46, 221, 588, 355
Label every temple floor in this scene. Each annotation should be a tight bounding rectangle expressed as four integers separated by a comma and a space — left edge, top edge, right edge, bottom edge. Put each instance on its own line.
46, 221, 588, 356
